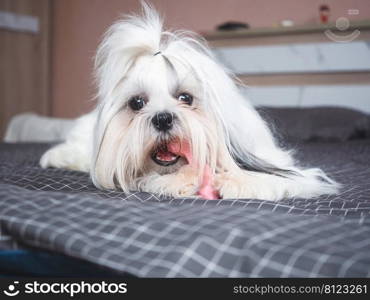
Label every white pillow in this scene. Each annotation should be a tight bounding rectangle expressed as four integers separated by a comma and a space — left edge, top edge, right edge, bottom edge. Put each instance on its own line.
4, 113, 75, 143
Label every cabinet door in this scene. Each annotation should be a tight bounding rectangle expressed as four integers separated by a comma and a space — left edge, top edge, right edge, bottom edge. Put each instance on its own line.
0, 0, 50, 138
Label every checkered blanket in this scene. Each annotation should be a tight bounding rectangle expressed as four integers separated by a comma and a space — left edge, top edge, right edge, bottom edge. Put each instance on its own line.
0, 141, 369, 277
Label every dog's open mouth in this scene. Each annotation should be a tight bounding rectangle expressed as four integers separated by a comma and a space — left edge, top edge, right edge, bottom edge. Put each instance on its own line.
151, 144, 181, 166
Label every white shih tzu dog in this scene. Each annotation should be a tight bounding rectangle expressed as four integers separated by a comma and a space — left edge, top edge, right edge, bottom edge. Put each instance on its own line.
40, 3, 338, 200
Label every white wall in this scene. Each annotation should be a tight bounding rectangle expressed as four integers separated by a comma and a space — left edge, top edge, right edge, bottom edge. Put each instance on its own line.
243, 85, 370, 113
214, 41, 370, 113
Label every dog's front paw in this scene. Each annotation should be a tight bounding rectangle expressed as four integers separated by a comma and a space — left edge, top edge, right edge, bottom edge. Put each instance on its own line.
215, 171, 284, 201
176, 182, 198, 197
138, 165, 198, 197
169, 165, 199, 197
40, 144, 90, 172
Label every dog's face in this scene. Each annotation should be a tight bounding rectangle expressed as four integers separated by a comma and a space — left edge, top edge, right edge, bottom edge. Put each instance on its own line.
94, 53, 220, 191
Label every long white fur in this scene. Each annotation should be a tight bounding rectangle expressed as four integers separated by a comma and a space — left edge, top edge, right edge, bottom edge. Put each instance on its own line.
40, 2, 339, 200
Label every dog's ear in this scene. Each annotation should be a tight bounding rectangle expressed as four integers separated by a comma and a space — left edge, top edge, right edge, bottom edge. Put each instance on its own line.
229, 144, 296, 177
220, 96, 296, 177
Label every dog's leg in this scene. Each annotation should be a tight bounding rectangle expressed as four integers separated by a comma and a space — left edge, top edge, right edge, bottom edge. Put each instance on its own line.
40, 113, 94, 172
215, 168, 338, 201
40, 142, 90, 172
136, 165, 200, 197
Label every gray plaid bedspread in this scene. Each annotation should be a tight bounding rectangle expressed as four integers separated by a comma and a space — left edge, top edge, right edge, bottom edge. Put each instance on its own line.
0, 141, 369, 277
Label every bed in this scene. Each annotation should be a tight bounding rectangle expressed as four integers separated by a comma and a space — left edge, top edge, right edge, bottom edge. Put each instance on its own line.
0, 107, 370, 277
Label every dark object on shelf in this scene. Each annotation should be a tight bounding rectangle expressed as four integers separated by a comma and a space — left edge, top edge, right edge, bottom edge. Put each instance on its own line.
217, 21, 249, 31
319, 4, 330, 24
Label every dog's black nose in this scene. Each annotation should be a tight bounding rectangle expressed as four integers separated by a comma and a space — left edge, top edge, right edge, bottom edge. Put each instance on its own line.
152, 112, 173, 131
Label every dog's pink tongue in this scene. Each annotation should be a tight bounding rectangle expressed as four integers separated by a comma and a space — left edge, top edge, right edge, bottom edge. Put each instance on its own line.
198, 165, 220, 200
168, 140, 193, 164
168, 140, 220, 200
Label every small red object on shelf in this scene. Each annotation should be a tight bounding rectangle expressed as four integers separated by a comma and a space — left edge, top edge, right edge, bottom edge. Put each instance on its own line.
319, 4, 330, 24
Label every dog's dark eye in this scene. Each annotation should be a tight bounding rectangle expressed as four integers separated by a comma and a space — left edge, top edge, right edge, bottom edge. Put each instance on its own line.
129, 96, 146, 111
177, 93, 193, 106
